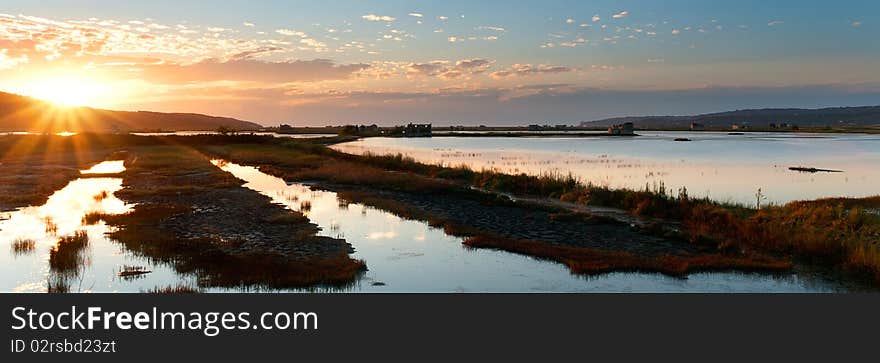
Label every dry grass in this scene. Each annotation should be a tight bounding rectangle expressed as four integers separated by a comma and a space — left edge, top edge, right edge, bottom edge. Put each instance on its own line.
144, 285, 201, 294
463, 235, 792, 276
49, 231, 89, 274
266, 211, 310, 225
11, 238, 36, 256
188, 137, 880, 284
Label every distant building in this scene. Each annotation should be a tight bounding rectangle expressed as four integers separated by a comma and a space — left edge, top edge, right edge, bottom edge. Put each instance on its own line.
690, 122, 706, 131
731, 123, 749, 130
396, 123, 432, 137
340, 124, 380, 136
607, 122, 635, 135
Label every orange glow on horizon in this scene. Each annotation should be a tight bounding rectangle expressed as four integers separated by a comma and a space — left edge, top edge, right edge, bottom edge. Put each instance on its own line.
14, 73, 113, 108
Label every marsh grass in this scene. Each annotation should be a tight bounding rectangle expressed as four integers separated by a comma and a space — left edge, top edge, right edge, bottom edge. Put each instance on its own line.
82, 211, 106, 225
200, 139, 880, 283
49, 231, 90, 274
118, 265, 152, 280
11, 238, 36, 256
98, 144, 368, 289
144, 284, 201, 294
463, 235, 791, 276
266, 211, 310, 225
93, 191, 109, 201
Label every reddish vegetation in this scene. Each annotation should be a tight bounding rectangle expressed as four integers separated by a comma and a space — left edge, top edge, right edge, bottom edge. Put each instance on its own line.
200, 140, 879, 282
463, 235, 792, 276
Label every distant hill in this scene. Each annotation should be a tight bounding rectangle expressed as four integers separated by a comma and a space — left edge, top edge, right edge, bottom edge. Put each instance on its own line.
581, 106, 880, 129
0, 91, 262, 132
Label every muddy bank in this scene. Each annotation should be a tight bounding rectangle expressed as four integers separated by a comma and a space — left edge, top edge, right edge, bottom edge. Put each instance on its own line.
195, 142, 790, 276
328, 184, 693, 257
98, 146, 365, 289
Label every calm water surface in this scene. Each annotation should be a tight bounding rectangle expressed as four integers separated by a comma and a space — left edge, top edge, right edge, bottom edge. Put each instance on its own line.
332, 132, 880, 205
0, 159, 858, 292
213, 160, 849, 293
0, 161, 194, 292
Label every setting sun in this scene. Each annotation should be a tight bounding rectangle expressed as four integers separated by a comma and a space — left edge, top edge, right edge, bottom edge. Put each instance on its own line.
19, 75, 108, 107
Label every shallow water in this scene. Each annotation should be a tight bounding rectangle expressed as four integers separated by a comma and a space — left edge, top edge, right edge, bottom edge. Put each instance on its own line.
213, 160, 850, 293
0, 161, 194, 292
130, 131, 335, 139
332, 132, 880, 205
0, 158, 859, 292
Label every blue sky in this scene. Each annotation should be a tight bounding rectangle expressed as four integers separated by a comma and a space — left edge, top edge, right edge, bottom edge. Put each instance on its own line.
1, 0, 878, 124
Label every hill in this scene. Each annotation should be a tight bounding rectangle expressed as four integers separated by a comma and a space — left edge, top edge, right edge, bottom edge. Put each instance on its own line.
0, 91, 262, 132
581, 106, 880, 129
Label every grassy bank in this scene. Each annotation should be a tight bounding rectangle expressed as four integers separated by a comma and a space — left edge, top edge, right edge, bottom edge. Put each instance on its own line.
194, 139, 798, 277
95, 144, 366, 289
195, 137, 879, 283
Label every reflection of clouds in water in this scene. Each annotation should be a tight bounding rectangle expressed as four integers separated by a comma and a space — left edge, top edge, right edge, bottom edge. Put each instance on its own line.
387, 251, 425, 261
213, 159, 849, 292
333, 135, 880, 205
366, 231, 398, 240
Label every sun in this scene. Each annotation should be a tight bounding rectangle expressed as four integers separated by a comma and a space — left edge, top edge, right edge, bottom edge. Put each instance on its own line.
22, 75, 108, 107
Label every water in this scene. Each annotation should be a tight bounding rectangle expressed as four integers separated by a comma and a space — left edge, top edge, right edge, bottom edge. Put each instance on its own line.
0, 161, 194, 292
1, 131, 335, 139
213, 160, 848, 292
0, 158, 856, 292
331, 132, 880, 206
130, 131, 336, 139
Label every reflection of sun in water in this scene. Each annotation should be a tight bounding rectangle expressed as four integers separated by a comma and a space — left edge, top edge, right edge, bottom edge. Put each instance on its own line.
21, 75, 107, 107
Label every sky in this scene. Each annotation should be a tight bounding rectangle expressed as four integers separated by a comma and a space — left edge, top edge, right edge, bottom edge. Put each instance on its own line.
0, 0, 878, 125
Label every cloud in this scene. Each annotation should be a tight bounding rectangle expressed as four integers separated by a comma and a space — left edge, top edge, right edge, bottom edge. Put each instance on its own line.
448, 36, 458, 42
851, 21, 862, 27
490, 64, 574, 78
406, 58, 492, 80
612, 11, 629, 19
671, 29, 681, 35
137, 58, 369, 83
565, 18, 575, 24
767, 20, 784, 26
362, 14, 396, 22
276, 29, 307, 37
438, 16, 449, 21
592, 15, 601, 22
243, 22, 255, 27
476, 26, 506, 32
408, 13, 423, 18
226, 84, 880, 126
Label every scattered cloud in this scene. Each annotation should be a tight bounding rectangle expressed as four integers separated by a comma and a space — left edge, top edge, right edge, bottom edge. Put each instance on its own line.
490, 64, 574, 78
565, 18, 575, 24
138, 58, 369, 83
362, 14, 396, 22
767, 20, 784, 26
406, 58, 492, 80
243, 22, 255, 27
592, 15, 601, 22
408, 13, 423, 18
476, 26, 506, 32
851, 21, 862, 27
671, 29, 681, 35
612, 11, 629, 19
276, 29, 307, 37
